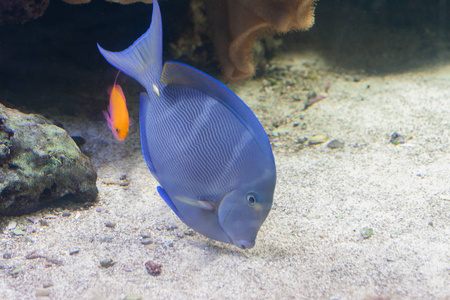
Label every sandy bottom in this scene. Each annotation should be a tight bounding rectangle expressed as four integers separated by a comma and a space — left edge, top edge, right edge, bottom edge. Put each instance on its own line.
1, 49, 449, 299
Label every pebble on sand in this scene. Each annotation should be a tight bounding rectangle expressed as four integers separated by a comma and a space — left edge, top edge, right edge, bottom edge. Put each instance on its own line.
308, 134, 328, 145
361, 227, 374, 239
105, 221, 116, 228
145, 261, 162, 276
100, 258, 115, 268
327, 139, 345, 149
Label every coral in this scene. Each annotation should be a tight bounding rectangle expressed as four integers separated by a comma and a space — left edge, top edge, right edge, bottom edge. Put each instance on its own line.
0, 103, 98, 216
205, 0, 318, 81
0, 0, 49, 25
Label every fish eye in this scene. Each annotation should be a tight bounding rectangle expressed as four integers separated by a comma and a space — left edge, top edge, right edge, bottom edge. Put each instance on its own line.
246, 193, 258, 206
116, 128, 120, 133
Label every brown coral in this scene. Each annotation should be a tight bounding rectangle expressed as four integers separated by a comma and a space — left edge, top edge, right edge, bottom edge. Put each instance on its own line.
205, 0, 318, 81
61, 0, 317, 81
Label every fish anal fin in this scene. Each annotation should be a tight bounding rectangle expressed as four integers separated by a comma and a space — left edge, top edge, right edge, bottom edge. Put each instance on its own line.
103, 110, 112, 128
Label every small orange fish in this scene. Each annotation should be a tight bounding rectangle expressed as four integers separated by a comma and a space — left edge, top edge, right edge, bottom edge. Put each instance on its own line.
103, 71, 130, 141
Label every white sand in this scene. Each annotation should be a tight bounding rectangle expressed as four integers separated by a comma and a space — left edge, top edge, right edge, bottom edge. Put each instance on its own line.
1, 50, 449, 299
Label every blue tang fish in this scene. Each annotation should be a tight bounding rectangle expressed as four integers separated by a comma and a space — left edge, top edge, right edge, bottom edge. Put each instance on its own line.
97, 0, 276, 249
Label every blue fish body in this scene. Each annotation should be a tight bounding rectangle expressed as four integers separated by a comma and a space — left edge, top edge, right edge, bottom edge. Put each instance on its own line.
98, 0, 276, 249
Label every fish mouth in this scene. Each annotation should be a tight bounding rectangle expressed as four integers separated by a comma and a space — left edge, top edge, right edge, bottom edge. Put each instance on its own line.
235, 240, 255, 249
221, 210, 255, 249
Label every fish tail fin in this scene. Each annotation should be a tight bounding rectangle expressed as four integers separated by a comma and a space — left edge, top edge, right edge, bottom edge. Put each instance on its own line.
97, 0, 162, 88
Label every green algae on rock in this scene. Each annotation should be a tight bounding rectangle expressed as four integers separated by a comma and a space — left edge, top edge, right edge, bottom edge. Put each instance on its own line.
0, 103, 97, 216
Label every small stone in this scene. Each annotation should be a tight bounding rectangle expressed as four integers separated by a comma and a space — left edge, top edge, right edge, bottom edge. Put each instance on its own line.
35, 289, 51, 297
27, 225, 37, 234
46, 257, 63, 265
123, 295, 142, 300
361, 227, 373, 239
100, 236, 114, 243
184, 229, 195, 236
389, 132, 408, 145
119, 181, 130, 187
27, 216, 40, 224
25, 251, 43, 260
296, 137, 308, 144
61, 211, 71, 217
42, 281, 53, 288
69, 250, 79, 255
7, 221, 17, 230
327, 139, 345, 149
105, 221, 116, 228
100, 258, 115, 268
12, 228, 26, 236
140, 238, 153, 245
39, 219, 49, 227
3, 252, 12, 259
163, 240, 174, 248
24, 237, 35, 243
308, 134, 328, 145
9, 267, 22, 275
43, 214, 57, 219
120, 174, 127, 181
271, 128, 289, 137
145, 261, 162, 276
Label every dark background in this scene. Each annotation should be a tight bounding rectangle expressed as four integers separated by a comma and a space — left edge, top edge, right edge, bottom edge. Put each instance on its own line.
0, 0, 448, 117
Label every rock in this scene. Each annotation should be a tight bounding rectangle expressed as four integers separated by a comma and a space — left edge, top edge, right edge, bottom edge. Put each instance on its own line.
360, 227, 373, 239
0, 104, 97, 216
6, 220, 17, 230
104, 221, 116, 228
308, 134, 328, 145
140, 237, 153, 245
100, 258, 115, 268
327, 139, 345, 149
0, 0, 49, 25
144, 261, 162, 276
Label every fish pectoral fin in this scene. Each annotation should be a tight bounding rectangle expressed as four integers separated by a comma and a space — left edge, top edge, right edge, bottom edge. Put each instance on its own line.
175, 196, 216, 211
157, 186, 182, 219
102, 111, 112, 129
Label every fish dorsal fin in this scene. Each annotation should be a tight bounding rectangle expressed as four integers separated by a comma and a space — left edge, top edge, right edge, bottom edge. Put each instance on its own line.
107, 85, 114, 95
160, 62, 273, 157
